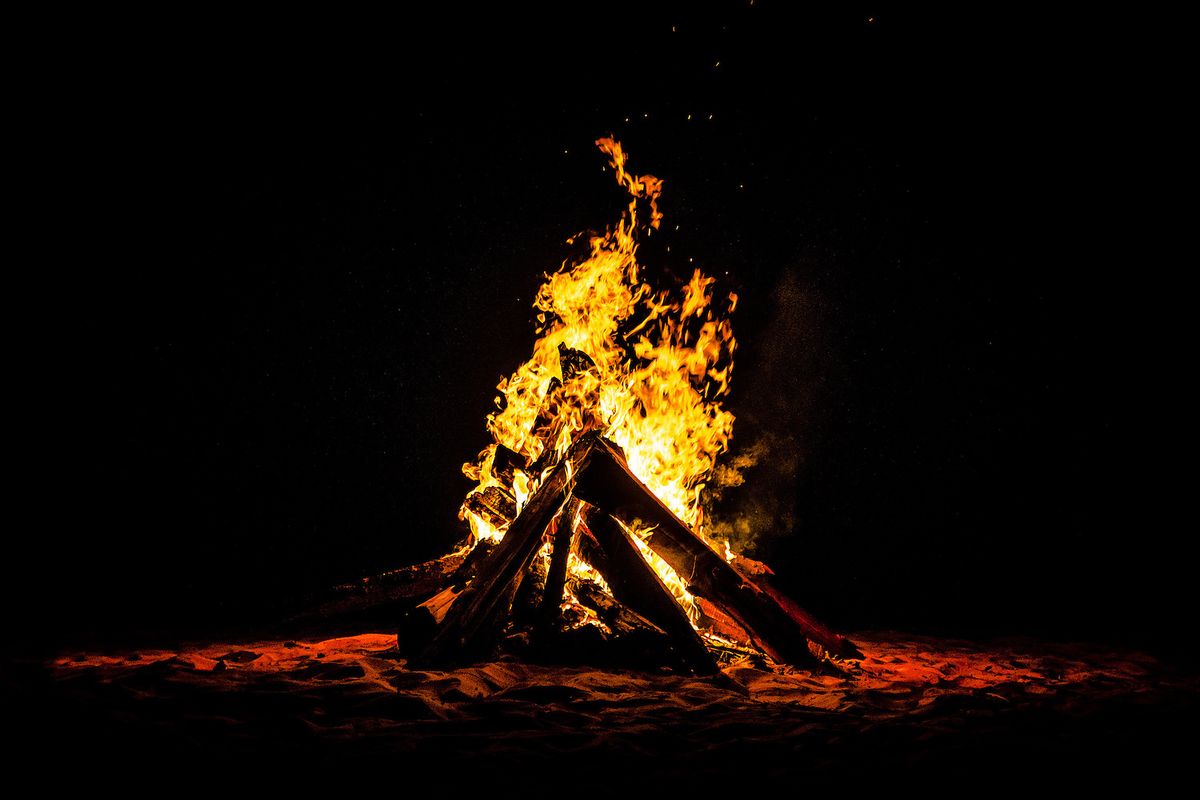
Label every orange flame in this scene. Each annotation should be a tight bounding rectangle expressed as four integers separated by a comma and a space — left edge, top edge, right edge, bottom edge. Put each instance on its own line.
459, 138, 737, 619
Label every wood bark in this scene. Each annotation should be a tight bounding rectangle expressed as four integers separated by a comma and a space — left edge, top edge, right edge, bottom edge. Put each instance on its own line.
289, 551, 465, 638
567, 575, 666, 637
581, 508, 718, 675
539, 498, 582, 627
573, 436, 855, 663
414, 435, 597, 666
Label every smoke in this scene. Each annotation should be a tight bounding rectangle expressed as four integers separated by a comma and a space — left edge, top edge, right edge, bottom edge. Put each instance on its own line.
706, 433, 800, 553
704, 268, 830, 555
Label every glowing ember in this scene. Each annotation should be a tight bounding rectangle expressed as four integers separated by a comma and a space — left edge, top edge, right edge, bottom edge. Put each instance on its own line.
459, 137, 737, 628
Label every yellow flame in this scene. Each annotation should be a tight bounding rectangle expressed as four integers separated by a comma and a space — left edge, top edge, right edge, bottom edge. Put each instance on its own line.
459, 138, 736, 624
618, 519, 702, 625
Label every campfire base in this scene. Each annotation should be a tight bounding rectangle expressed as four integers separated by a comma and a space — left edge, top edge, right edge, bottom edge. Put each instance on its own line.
376, 434, 860, 674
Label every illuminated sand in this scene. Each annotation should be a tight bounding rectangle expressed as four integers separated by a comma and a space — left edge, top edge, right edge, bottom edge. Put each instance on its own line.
46, 632, 1197, 786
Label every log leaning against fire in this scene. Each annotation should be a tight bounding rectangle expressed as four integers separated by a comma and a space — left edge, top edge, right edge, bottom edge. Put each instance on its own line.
539, 498, 581, 628
571, 437, 861, 662
412, 435, 599, 666
579, 507, 719, 675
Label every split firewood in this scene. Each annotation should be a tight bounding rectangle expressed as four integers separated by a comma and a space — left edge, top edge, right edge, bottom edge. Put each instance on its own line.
581, 507, 718, 675
512, 543, 549, 625
490, 444, 525, 486
730, 555, 862, 659
539, 498, 582, 628
395, 542, 498, 655
573, 436, 857, 663
464, 486, 517, 529
413, 434, 599, 666
695, 597, 754, 646
567, 575, 666, 639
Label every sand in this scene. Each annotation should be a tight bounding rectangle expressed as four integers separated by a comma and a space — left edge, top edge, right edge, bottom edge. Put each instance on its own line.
20, 631, 1198, 789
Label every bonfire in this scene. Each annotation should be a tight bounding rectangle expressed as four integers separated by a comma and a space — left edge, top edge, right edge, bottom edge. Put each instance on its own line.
382, 139, 858, 674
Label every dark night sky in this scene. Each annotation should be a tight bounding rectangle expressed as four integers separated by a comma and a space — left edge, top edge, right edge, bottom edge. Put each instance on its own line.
19, 5, 1181, 656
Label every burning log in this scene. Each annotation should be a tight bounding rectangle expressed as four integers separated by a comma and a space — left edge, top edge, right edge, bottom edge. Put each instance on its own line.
573, 437, 857, 663
464, 486, 517, 529
695, 597, 753, 646
414, 435, 598, 666
557, 343, 596, 381
567, 576, 663, 637
581, 507, 718, 675
539, 498, 582, 627
730, 555, 862, 659
512, 542, 549, 625
543, 576, 692, 671
491, 444, 526, 486
395, 542, 496, 655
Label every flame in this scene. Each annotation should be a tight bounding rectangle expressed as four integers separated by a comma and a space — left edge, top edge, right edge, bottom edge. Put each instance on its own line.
459, 138, 737, 627
618, 519, 702, 625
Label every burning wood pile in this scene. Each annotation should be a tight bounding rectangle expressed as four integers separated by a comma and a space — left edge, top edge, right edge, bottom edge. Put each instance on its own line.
396, 139, 856, 673
402, 433, 856, 673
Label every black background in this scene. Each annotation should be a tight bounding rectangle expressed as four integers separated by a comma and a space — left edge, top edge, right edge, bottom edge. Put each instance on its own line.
19, 4, 1180, 657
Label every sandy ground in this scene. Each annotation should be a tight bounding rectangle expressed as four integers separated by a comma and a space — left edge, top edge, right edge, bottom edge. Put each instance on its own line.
15, 631, 1198, 789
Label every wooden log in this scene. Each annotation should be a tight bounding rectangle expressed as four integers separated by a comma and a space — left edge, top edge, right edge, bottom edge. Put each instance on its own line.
567, 575, 666, 637
731, 555, 862, 659
539, 499, 582, 627
448, 540, 498, 589
491, 444, 526, 486
288, 551, 466, 638
330, 552, 467, 598
572, 436, 855, 664
574, 513, 611, 576
512, 543, 549, 624
695, 597, 753, 646
464, 486, 517, 529
413, 434, 598, 666
549, 575, 693, 671
582, 508, 719, 675
395, 542, 496, 656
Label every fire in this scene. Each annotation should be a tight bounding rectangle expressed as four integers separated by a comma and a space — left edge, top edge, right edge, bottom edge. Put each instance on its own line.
459, 138, 737, 626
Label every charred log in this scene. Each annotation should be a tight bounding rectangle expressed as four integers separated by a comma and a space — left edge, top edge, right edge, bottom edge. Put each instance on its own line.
557, 343, 596, 382
561, 576, 718, 673
567, 575, 665, 638
413, 435, 598, 666
539, 499, 581, 628
330, 553, 467, 598
512, 544, 549, 626
573, 436, 856, 663
490, 444, 526, 486
464, 486, 517, 529
395, 542, 496, 657
581, 508, 718, 675
288, 552, 465, 638
447, 540, 497, 589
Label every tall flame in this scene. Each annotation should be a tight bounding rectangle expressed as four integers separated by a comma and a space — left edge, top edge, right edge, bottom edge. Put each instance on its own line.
460, 138, 737, 590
